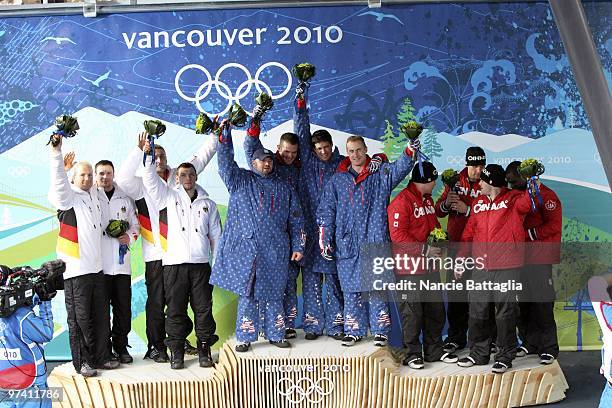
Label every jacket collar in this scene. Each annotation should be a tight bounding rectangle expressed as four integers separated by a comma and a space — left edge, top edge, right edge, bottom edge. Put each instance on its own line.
175, 183, 209, 201
275, 151, 301, 169
336, 156, 373, 185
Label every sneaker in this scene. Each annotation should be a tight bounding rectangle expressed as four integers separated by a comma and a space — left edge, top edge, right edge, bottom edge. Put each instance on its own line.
440, 352, 459, 363
305, 332, 320, 341
97, 360, 120, 370
285, 328, 297, 339
516, 345, 530, 357
442, 342, 460, 354
329, 332, 345, 341
170, 348, 185, 370
492, 361, 511, 374
235, 342, 251, 353
373, 334, 387, 347
402, 357, 424, 370
114, 346, 133, 364
80, 362, 97, 377
341, 335, 362, 347
540, 353, 556, 365
269, 339, 291, 349
457, 356, 476, 368
184, 340, 198, 356
198, 341, 214, 368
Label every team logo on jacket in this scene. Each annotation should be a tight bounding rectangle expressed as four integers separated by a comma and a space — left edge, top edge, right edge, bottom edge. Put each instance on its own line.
121, 206, 126, 213
304, 313, 319, 326
376, 311, 391, 327
413, 204, 435, 219
545, 200, 557, 211
473, 200, 509, 214
457, 186, 480, 198
239, 317, 256, 333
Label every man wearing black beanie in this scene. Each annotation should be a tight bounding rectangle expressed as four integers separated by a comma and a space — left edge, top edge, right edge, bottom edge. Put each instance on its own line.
456, 164, 534, 373
435, 146, 485, 354
388, 162, 459, 369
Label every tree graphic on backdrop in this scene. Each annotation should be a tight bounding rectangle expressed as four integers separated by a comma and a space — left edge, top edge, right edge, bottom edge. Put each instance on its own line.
421, 128, 443, 160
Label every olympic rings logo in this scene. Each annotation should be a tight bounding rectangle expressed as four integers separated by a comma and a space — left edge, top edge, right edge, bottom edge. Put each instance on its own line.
277, 376, 334, 404
8, 166, 31, 178
446, 155, 463, 165
174, 62, 292, 117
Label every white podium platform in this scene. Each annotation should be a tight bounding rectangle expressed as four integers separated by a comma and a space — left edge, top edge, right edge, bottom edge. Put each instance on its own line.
49, 333, 568, 408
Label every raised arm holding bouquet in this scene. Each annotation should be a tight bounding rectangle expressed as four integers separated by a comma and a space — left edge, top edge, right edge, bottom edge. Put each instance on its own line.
400, 121, 427, 177
142, 119, 166, 166
293, 63, 316, 110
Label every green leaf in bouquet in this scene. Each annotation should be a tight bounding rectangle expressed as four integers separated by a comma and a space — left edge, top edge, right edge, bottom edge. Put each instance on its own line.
292, 63, 316, 83
255, 92, 274, 111
105, 219, 129, 238
441, 169, 460, 188
143, 119, 166, 137
400, 121, 424, 140
54, 114, 80, 137
228, 103, 248, 128
427, 228, 449, 245
195, 112, 214, 134
518, 158, 545, 179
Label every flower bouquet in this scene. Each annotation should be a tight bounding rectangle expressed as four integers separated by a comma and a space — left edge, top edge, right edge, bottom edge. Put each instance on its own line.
400, 120, 429, 177
427, 228, 449, 247
441, 169, 460, 193
47, 114, 79, 147
519, 159, 545, 211
292, 62, 316, 107
142, 119, 166, 165
106, 219, 130, 264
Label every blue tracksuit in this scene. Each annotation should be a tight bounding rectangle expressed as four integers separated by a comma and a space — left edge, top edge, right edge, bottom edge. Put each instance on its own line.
210, 126, 305, 343
294, 100, 346, 336
317, 150, 415, 336
243, 123, 302, 330
0, 301, 54, 408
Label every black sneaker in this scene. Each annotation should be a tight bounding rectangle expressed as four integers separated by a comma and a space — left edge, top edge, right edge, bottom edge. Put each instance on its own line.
80, 362, 97, 377
184, 340, 198, 356
402, 357, 424, 370
269, 339, 291, 348
235, 342, 251, 353
516, 345, 530, 357
114, 346, 133, 364
329, 332, 345, 341
457, 356, 476, 368
97, 360, 120, 370
170, 348, 185, 370
373, 334, 387, 347
341, 335, 362, 347
443, 342, 460, 354
540, 353, 556, 365
198, 341, 214, 368
285, 328, 297, 339
305, 332, 320, 341
492, 361, 511, 374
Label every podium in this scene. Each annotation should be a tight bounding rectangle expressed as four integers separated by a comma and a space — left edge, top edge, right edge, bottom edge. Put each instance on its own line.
49, 334, 568, 407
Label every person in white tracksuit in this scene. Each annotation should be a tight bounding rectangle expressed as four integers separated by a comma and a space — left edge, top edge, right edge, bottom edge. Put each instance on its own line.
47, 135, 118, 378
115, 132, 218, 362
142, 147, 222, 369
95, 159, 140, 365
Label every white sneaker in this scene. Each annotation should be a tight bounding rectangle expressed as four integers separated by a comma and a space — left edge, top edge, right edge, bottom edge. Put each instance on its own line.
440, 352, 459, 363
373, 334, 387, 347
540, 353, 555, 365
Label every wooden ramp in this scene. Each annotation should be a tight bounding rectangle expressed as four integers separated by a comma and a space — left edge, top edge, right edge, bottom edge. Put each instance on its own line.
49, 334, 568, 408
